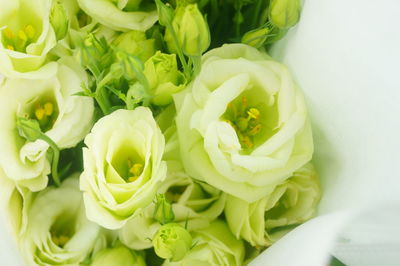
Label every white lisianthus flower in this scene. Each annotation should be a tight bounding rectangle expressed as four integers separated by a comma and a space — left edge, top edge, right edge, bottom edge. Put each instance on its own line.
175, 43, 314, 202
77, 0, 158, 32
225, 163, 321, 247
0, 58, 94, 191
163, 220, 245, 266
21, 175, 102, 266
80, 107, 167, 229
91, 244, 146, 266
0, 0, 58, 79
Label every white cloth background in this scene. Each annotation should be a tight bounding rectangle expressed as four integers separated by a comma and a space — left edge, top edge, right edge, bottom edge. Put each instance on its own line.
1, 0, 400, 265
251, 0, 400, 265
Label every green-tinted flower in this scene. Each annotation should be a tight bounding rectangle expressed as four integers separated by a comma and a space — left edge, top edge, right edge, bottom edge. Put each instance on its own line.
80, 107, 167, 229
165, 4, 210, 56
225, 163, 321, 246
0, 0, 57, 78
21, 176, 102, 265
119, 162, 226, 250
0, 58, 94, 191
113, 30, 156, 62
164, 220, 245, 266
91, 244, 146, 266
153, 223, 192, 262
241, 27, 270, 48
77, 0, 158, 31
144, 51, 186, 106
50, 0, 69, 40
174, 43, 313, 203
154, 194, 175, 225
269, 0, 301, 29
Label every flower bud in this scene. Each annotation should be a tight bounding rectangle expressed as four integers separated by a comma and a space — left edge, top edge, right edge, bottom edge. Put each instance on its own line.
143, 51, 186, 105
155, 0, 174, 27
269, 0, 301, 29
112, 31, 156, 62
91, 245, 146, 266
50, 0, 69, 40
165, 4, 210, 56
16, 117, 42, 142
241, 28, 270, 48
153, 223, 192, 261
153, 194, 175, 225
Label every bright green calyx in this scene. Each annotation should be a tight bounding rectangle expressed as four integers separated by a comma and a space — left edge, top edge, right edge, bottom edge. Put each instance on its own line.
112, 31, 156, 62
16, 117, 42, 142
153, 223, 192, 261
143, 51, 186, 106
241, 27, 270, 48
166, 4, 210, 57
50, 0, 69, 40
223, 96, 262, 150
16, 116, 61, 186
1, 25, 37, 52
154, 194, 175, 225
269, 0, 301, 29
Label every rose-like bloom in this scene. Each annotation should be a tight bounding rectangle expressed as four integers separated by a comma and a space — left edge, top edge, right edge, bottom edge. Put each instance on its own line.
165, 4, 210, 56
0, 58, 94, 191
174, 43, 313, 202
91, 244, 146, 266
153, 223, 193, 262
269, 0, 301, 29
144, 51, 186, 106
0, 0, 58, 79
225, 163, 321, 247
164, 220, 245, 266
80, 107, 167, 229
21, 175, 102, 266
119, 161, 226, 249
77, 0, 158, 32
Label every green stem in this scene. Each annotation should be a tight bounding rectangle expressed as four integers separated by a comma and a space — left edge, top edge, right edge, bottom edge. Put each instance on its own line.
95, 86, 111, 115
190, 55, 202, 78
166, 22, 191, 78
39, 134, 61, 187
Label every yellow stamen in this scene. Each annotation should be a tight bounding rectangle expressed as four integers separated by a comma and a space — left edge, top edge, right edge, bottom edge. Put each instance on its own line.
24, 25, 35, 39
3, 28, 14, 39
247, 108, 260, 120
248, 124, 262, 136
35, 108, 45, 120
44, 102, 54, 116
58, 235, 70, 246
241, 135, 253, 149
129, 163, 143, 177
6, 45, 14, 51
18, 30, 27, 42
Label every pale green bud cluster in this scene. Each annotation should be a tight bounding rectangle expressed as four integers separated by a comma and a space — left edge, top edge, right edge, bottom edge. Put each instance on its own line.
166, 4, 210, 57
91, 244, 146, 266
112, 31, 156, 62
269, 0, 301, 29
143, 51, 186, 105
50, 0, 69, 40
153, 194, 175, 225
152, 223, 192, 262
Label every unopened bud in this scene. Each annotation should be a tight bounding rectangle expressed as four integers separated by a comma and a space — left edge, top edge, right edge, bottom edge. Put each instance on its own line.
153, 194, 175, 224
269, 0, 301, 29
50, 0, 69, 40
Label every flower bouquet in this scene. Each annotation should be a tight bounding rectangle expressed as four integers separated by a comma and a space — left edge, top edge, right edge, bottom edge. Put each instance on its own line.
3, 0, 398, 265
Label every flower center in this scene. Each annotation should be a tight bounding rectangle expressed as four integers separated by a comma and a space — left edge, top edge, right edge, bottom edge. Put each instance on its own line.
33, 101, 57, 132
1, 25, 36, 53
51, 233, 70, 248
127, 159, 143, 182
223, 96, 262, 150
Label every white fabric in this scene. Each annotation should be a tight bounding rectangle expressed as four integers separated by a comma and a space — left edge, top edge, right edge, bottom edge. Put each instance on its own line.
252, 0, 400, 265
1, 0, 400, 265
